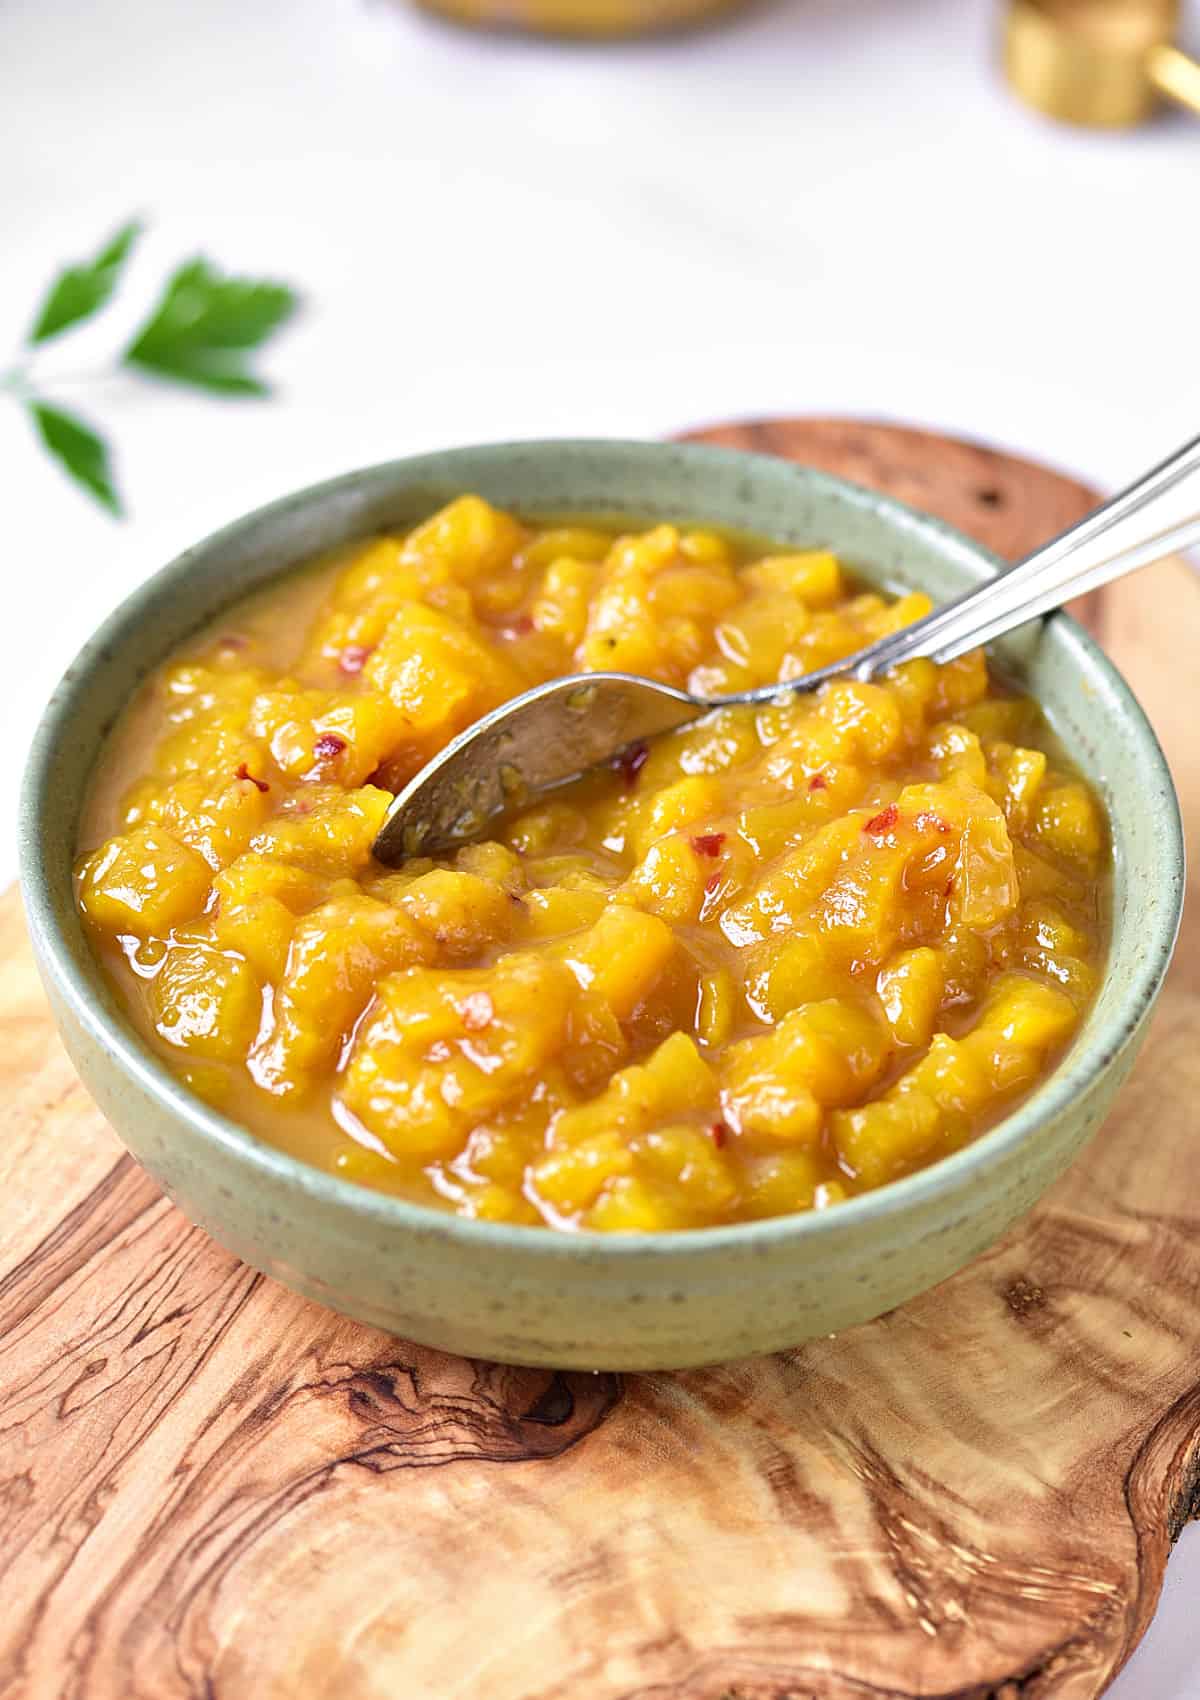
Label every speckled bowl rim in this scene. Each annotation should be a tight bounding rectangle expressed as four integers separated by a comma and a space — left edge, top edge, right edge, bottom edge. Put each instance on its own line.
20, 438, 1185, 1265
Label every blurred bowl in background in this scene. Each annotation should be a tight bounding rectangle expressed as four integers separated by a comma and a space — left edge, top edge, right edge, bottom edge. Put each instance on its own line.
413, 0, 747, 38
20, 439, 1184, 1370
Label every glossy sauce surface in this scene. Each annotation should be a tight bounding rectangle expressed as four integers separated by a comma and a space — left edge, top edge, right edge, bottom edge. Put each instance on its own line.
77, 499, 1109, 1230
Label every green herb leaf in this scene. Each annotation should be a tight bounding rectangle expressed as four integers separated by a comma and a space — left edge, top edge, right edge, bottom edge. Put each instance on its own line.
28, 400, 122, 515
124, 258, 298, 395
28, 220, 142, 346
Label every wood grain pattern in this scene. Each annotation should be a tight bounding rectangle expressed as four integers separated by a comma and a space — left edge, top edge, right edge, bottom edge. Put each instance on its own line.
2, 419, 1198, 1700
684, 416, 1099, 566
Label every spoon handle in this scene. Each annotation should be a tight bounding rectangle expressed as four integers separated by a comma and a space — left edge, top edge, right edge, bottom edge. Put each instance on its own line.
848, 429, 1200, 677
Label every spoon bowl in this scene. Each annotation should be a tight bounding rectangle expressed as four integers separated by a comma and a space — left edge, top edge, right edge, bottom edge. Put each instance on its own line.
374, 671, 698, 860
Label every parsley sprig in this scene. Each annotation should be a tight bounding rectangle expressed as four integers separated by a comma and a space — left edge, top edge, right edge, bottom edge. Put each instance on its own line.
2, 220, 300, 516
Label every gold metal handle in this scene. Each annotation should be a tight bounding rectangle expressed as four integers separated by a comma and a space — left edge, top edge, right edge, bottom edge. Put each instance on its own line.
1150, 40, 1200, 112
1004, 0, 1200, 127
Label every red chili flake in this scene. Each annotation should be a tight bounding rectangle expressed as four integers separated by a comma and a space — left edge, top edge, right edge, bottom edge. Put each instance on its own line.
313, 732, 348, 761
218, 633, 248, 652
710, 1120, 728, 1149
234, 762, 269, 794
461, 991, 494, 1032
916, 810, 951, 834
704, 870, 723, 895
944, 877, 956, 897
864, 803, 899, 836
615, 741, 649, 789
808, 772, 829, 792
691, 831, 726, 858
338, 644, 372, 676
509, 613, 535, 636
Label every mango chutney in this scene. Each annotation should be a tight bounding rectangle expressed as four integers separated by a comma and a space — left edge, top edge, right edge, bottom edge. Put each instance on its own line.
76, 498, 1109, 1231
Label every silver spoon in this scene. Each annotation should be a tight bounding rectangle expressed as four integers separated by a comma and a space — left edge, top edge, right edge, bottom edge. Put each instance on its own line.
373, 432, 1200, 863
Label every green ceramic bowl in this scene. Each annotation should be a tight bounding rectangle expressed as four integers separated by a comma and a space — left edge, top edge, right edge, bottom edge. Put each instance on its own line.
20, 440, 1184, 1371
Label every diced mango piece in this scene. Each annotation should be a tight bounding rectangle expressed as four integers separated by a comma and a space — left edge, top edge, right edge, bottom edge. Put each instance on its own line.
550, 1031, 717, 1151
1033, 781, 1104, 867
1019, 900, 1091, 962
862, 590, 934, 640
816, 680, 904, 763
876, 947, 944, 1049
211, 854, 336, 984
212, 893, 299, 986
722, 999, 887, 1149
679, 529, 732, 566
365, 601, 523, 745
455, 840, 526, 894
535, 1134, 636, 1218
519, 884, 608, 940
333, 537, 419, 608
695, 968, 736, 1048
604, 524, 681, 579
250, 895, 434, 1095
517, 527, 613, 571
213, 852, 330, 916
1013, 844, 1071, 900
971, 972, 1078, 1056
720, 1057, 821, 1149
558, 903, 677, 1019
149, 943, 262, 1060
535, 1037, 725, 1224
249, 786, 391, 878
629, 775, 725, 859
128, 770, 275, 872
397, 867, 518, 959
301, 540, 431, 668
743, 933, 844, 1024
505, 801, 587, 857
1017, 901, 1098, 1006
743, 550, 842, 606
622, 833, 712, 924
832, 1090, 943, 1189
833, 973, 1077, 1186
740, 1150, 825, 1218
989, 742, 1047, 834
401, 495, 526, 584
651, 562, 739, 623
77, 827, 213, 936
693, 590, 811, 693
720, 815, 864, 947
339, 954, 573, 1160
930, 648, 988, 714
578, 572, 665, 677
629, 1122, 738, 1216
531, 558, 601, 648
954, 800, 1019, 929
248, 687, 406, 787
586, 1174, 677, 1231
158, 661, 272, 727
926, 723, 989, 789
150, 723, 267, 784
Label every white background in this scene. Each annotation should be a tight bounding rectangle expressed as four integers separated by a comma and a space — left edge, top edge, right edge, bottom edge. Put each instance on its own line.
3, 0, 1197, 1692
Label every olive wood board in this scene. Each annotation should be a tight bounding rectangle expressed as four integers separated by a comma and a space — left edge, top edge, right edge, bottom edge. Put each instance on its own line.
2, 417, 1198, 1700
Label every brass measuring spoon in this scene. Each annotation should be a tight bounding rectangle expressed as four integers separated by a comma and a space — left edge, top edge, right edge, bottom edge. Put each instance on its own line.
1004, 0, 1200, 126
